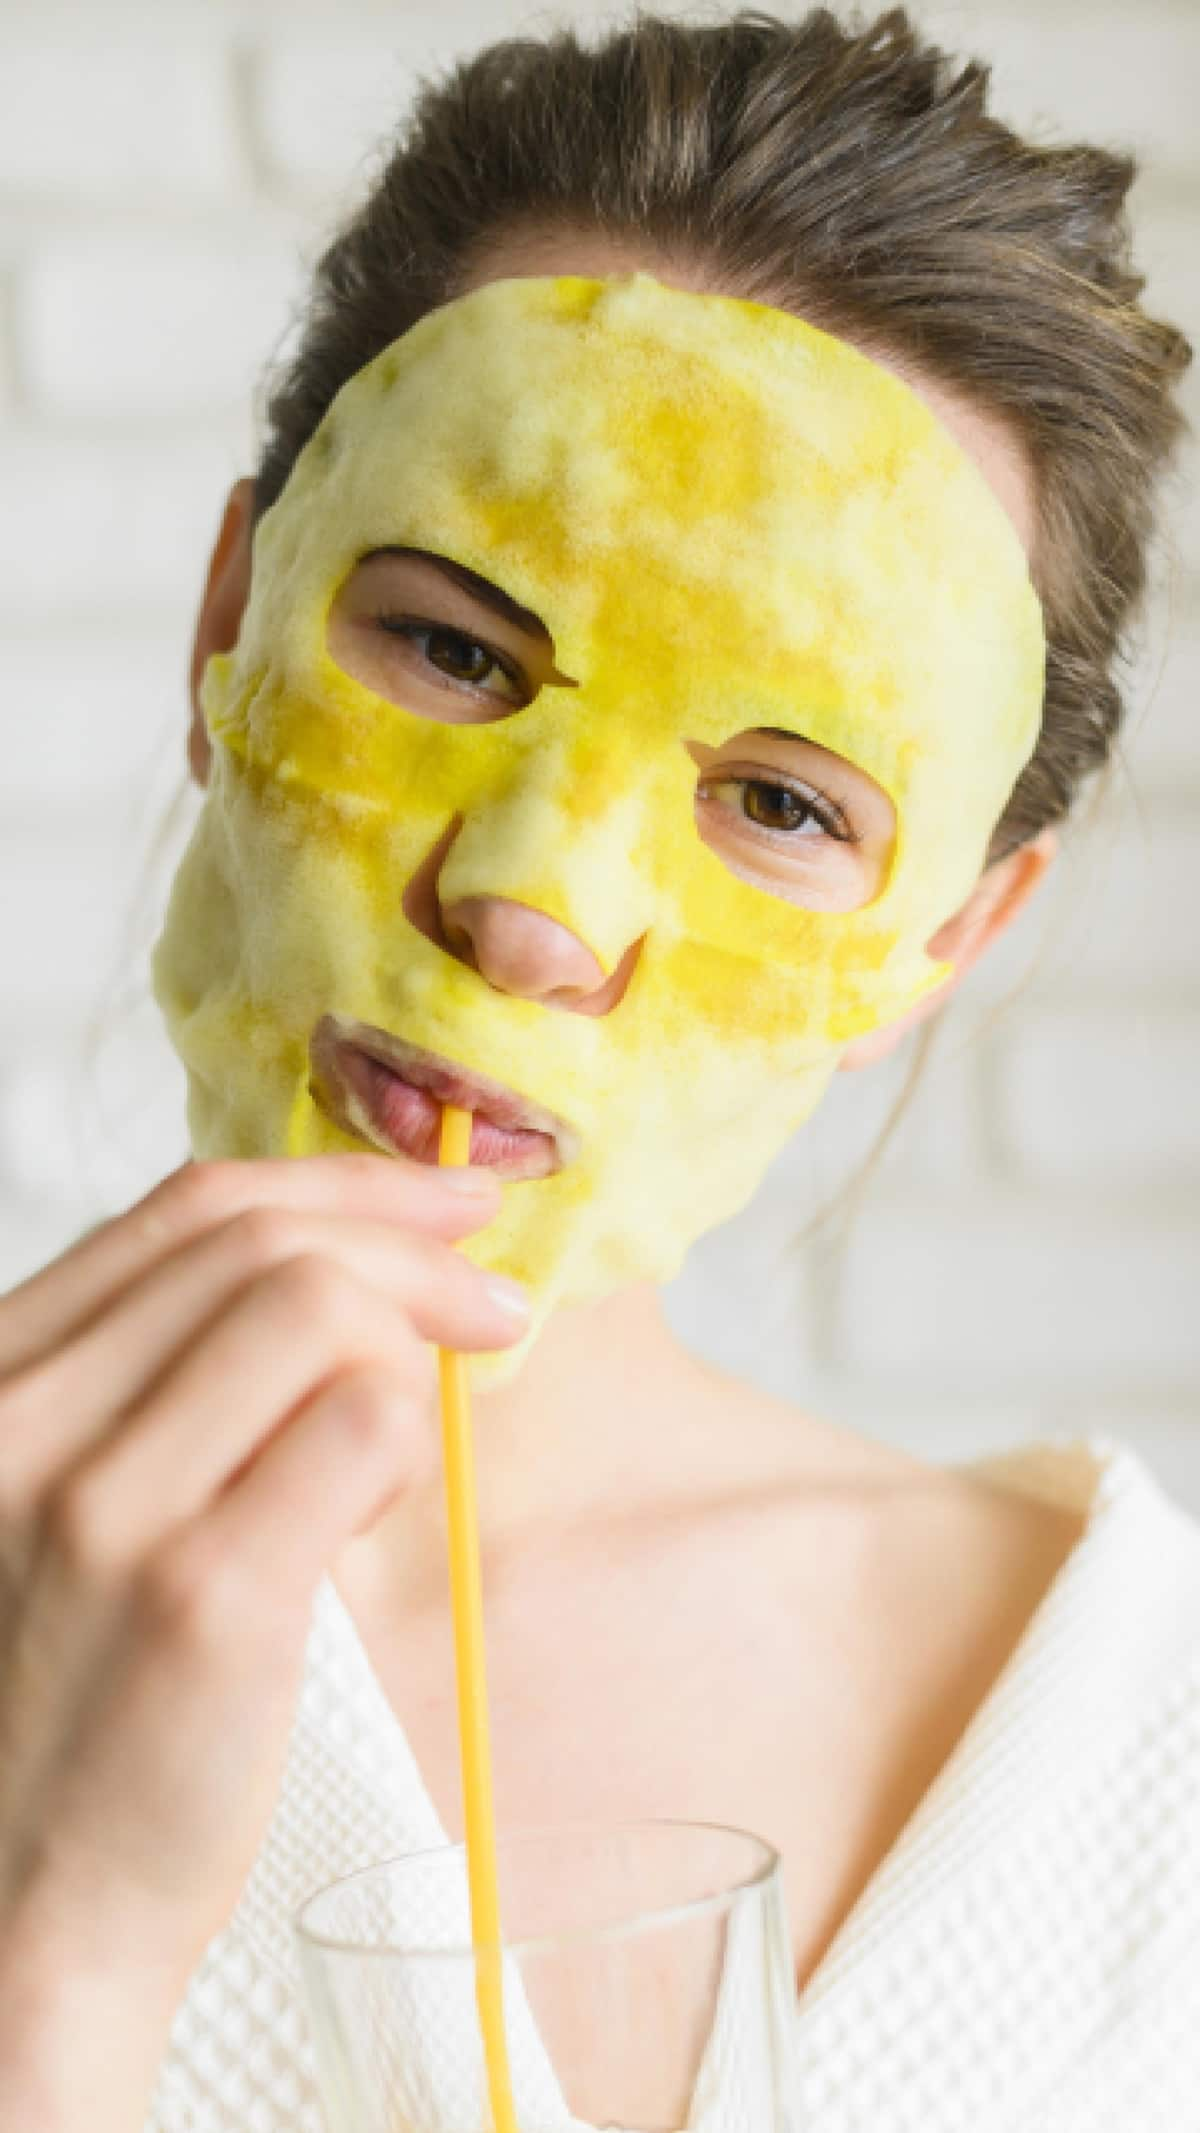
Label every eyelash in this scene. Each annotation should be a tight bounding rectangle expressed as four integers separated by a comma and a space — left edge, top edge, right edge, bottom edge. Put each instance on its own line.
699, 775, 858, 845
372, 613, 524, 694
370, 611, 858, 845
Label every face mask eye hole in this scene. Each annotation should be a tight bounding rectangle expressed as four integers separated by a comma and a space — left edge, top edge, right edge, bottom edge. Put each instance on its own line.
689, 737, 896, 916
324, 551, 577, 724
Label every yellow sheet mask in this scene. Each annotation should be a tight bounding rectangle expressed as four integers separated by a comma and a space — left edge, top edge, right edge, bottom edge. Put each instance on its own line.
152, 272, 1043, 1381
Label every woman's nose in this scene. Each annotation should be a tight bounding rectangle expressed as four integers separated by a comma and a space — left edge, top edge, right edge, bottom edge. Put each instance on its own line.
440, 893, 623, 1011
404, 816, 644, 1015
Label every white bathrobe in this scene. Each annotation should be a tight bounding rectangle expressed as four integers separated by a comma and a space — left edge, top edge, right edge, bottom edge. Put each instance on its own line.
142, 1439, 1200, 2133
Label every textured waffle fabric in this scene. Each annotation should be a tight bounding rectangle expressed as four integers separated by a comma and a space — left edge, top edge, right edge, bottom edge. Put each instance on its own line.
142, 1439, 1200, 2132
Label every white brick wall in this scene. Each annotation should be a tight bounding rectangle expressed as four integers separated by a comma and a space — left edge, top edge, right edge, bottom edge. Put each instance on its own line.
993, 1008, 1200, 1180
0, 435, 240, 620
0, 33, 239, 199
20, 236, 304, 421
1, 0, 1197, 1498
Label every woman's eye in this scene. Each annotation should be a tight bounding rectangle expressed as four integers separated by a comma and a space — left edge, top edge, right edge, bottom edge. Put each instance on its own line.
700, 774, 856, 843
373, 616, 526, 704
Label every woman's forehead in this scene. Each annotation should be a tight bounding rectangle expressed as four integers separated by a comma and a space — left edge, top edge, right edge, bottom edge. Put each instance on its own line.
307, 275, 1036, 610
453, 238, 1038, 561
246, 270, 1042, 817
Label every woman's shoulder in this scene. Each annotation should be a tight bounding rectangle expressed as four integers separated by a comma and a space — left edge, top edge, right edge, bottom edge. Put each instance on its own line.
964, 1440, 1200, 2125
839, 1430, 1200, 1909
967, 1431, 1200, 1605
959, 1432, 1200, 1711
937, 1435, 1200, 1929
799, 1438, 1200, 2129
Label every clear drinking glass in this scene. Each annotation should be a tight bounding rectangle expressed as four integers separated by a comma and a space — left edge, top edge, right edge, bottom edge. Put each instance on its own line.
293, 1818, 799, 2133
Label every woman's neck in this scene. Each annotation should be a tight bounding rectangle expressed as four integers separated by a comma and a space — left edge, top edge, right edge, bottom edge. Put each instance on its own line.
330, 1274, 916, 1631
332, 1279, 724, 1612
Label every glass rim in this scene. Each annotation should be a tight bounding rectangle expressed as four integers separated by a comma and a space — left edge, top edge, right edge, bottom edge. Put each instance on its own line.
292, 1815, 781, 1963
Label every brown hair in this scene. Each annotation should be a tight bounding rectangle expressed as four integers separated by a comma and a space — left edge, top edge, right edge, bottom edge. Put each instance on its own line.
251, 3, 1192, 863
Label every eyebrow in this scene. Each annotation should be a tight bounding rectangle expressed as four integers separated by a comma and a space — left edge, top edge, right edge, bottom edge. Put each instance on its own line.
361, 546, 550, 639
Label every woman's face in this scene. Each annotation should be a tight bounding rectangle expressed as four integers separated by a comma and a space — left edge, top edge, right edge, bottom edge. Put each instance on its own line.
326, 545, 901, 919
161, 251, 1045, 1384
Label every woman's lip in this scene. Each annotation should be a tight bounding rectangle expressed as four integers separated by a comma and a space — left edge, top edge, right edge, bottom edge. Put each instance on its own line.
337, 1047, 559, 1178
308, 1016, 571, 1180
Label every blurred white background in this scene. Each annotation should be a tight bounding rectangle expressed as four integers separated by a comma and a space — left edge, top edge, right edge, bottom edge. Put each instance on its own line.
0, 0, 1196, 1495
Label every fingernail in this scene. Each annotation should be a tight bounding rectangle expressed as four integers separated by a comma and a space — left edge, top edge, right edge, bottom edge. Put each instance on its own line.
484, 1275, 532, 1322
439, 1166, 501, 1197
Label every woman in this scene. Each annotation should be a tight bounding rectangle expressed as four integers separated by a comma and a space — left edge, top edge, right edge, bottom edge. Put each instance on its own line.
0, 9, 1195, 2130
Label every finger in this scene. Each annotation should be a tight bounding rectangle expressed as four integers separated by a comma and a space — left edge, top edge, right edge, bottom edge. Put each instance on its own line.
9, 1211, 527, 1507
0, 1152, 501, 1375
43, 1243, 525, 1565
137, 1360, 445, 1640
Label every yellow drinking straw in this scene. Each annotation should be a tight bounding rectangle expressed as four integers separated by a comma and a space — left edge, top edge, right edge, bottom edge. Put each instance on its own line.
437, 1104, 521, 2133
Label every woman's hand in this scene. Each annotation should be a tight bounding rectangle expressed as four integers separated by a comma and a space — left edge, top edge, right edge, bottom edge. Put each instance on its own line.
0, 1151, 523, 2126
